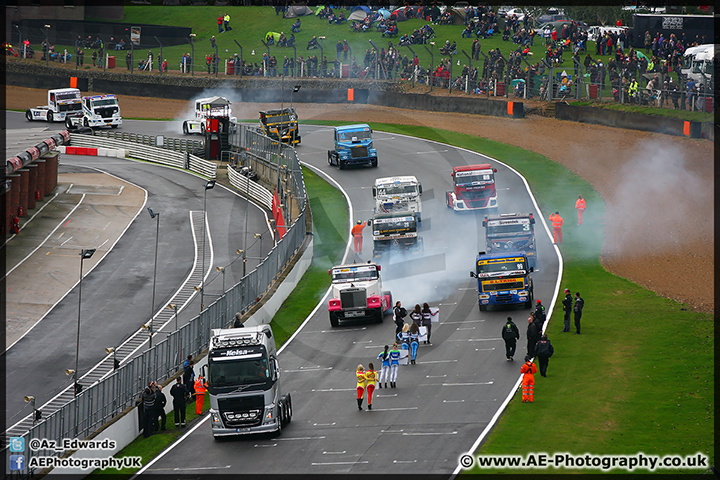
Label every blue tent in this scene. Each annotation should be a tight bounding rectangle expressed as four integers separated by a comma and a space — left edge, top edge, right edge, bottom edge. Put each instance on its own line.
377, 8, 391, 19
351, 6, 371, 15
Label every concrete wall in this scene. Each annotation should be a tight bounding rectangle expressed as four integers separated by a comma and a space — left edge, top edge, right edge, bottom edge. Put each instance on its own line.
555, 102, 703, 138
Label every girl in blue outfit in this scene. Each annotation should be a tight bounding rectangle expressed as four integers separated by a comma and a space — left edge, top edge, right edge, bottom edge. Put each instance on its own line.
397, 323, 410, 350
408, 323, 420, 364
376, 345, 391, 389
388, 343, 400, 388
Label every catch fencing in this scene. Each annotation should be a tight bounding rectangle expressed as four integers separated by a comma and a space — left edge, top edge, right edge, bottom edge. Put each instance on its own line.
5, 127, 307, 479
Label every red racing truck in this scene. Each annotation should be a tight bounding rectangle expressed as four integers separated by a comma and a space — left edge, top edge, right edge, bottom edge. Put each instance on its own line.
446, 163, 498, 212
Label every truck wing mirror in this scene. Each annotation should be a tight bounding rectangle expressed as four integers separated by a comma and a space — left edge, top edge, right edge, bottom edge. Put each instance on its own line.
529, 267, 534, 273
367, 219, 372, 226
372, 187, 377, 197
418, 184, 423, 195
470, 271, 477, 278
493, 168, 498, 173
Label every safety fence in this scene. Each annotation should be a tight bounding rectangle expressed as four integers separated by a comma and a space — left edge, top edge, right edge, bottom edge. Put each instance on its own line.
69, 133, 217, 179
5, 128, 307, 479
91, 130, 205, 156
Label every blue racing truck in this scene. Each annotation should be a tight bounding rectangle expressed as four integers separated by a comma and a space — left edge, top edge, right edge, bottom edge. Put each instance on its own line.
327, 124, 378, 169
470, 251, 534, 311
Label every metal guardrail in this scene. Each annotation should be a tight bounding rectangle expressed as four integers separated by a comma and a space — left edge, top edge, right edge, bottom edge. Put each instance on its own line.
5, 128, 307, 479
91, 130, 205, 156
69, 134, 217, 179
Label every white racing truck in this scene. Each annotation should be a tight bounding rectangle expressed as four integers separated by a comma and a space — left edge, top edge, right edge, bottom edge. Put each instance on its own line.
25, 88, 82, 123
182, 96, 237, 135
65, 94, 122, 129
207, 325, 293, 437
328, 262, 392, 327
372, 175, 423, 223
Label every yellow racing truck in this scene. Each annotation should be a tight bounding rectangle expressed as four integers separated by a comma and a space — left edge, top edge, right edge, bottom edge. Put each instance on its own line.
259, 108, 301, 145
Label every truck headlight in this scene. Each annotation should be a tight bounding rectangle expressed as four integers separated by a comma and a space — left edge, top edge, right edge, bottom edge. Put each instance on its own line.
211, 411, 221, 425
262, 403, 276, 424
478, 294, 489, 299
519, 290, 528, 296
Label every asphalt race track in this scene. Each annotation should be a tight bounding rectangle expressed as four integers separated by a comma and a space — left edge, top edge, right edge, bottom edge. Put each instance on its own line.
133, 122, 562, 475
5, 113, 271, 427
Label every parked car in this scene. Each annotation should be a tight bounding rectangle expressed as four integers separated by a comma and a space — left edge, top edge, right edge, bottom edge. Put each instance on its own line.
504, 7, 526, 21
586, 25, 628, 42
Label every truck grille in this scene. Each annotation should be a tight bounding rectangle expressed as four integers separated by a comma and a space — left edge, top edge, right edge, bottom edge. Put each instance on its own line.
340, 288, 367, 308
97, 107, 118, 119
350, 146, 368, 158
218, 395, 265, 427
494, 293, 515, 304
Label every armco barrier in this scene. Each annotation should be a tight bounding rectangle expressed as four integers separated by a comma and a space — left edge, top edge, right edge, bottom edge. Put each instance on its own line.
69, 134, 217, 179
554, 103, 703, 138
227, 165, 273, 210
369, 90, 522, 117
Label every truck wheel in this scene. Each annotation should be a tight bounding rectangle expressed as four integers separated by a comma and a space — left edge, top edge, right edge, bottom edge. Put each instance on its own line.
383, 291, 393, 314
525, 289, 534, 309
478, 299, 486, 312
371, 159, 378, 167
26, 110, 33, 121
286, 394, 292, 423
83, 117, 89, 127
111, 124, 118, 129
47, 111, 53, 123
375, 309, 383, 324
339, 159, 346, 170
65, 118, 73, 129
183, 122, 189, 135
446, 192, 453, 209
201, 123, 206, 135
329, 312, 339, 327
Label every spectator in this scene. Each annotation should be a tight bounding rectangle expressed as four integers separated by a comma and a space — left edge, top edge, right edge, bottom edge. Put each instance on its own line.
170, 377, 188, 427
527, 314, 540, 357
223, 13, 231, 32
217, 14, 224, 33
291, 19, 301, 33
142, 383, 156, 437
154, 384, 167, 431
210, 36, 216, 49
535, 334, 554, 377
501, 316, 520, 361
573, 292, 584, 334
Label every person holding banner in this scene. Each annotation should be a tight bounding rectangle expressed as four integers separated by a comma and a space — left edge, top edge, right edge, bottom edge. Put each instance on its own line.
376, 345, 391, 389
421, 303, 438, 345
388, 343, 401, 388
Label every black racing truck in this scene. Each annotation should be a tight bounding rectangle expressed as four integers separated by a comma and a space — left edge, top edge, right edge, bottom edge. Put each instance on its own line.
368, 211, 423, 258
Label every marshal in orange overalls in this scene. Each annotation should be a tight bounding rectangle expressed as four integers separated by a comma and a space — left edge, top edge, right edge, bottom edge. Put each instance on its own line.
520, 359, 537, 403
351, 221, 366, 254
575, 195, 586, 225
194, 376, 208, 415
549, 212, 564, 244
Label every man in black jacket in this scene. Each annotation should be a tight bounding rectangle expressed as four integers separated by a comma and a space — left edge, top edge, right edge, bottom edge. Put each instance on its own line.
393, 301, 407, 340
561, 288, 572, 332
154, 383, 167, 431
535, 334, 555, 377
142, 384, 156, 437
501, 317, 520, 361
574, 292, 585, 334
534, 299, 546, 326
170, 377, 188, 427
527, 315, 540, 357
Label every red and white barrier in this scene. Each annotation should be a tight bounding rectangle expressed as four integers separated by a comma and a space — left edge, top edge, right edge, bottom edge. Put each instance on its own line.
56, 146, 127, 158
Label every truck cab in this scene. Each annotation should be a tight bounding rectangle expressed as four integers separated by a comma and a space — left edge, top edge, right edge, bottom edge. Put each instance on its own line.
483, 213, 537, 267
327, 124, 378, 169
681, 44, 717, 90
368, 212, 423, 258
183, 96, 237, 135
207, 326, 292, 437
26, 88, 82, 123
372, 176, 423, 222
328, 262, 392, 327
259, 108, 301, 145
447, 163, 498, 212
470, 251, 534, 310
80, 94, 122, 128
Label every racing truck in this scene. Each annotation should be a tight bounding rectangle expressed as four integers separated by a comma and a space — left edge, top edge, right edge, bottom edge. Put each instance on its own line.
64, 94, 122, 129
25, 88, 82, 123
207, 325, 293, 437
259, 108, 301, 145
327, 124, 378, 169
483, 213, 537, 268
470, 251, 534, 311
182, 96, 237, 135
372, 176, 423, 223
368, 212, 423, 258
446, 163, 498, 212
328, 262, 392, 327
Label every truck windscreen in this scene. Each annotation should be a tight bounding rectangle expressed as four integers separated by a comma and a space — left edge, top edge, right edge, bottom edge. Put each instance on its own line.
455, 170, 494, 186
476, 259, 527, 274
487, 223, 531, 235
373, 216, 416, 236
264, 114, 295, 124
56, 93, 80, 102
208, 350, 270, 388
338, 129, 371, 140
332, 266, 378, 283
93, 99, 118, 107
378, 185, 417, 196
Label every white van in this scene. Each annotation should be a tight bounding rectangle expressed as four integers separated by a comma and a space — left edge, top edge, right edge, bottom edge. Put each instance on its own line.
586, 25, 628, 42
